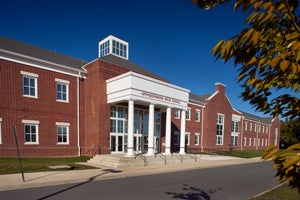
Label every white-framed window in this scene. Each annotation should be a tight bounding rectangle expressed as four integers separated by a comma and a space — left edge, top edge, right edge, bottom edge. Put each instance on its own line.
244, 122, 248, 131
254, 138, 257, 146
266, 127, 269, 134
258, 125, 261, 133
112, 39, 127, 59
186, 108, 191, 121
261, 139, 264, 146
249, 138, 252, 146
262, 126, 265, 134
216, 113, 224, 145
195, 133, 200, 145
195, 110, 200, 122
254, 124, 257, 132
56, 122, 70, 145
244, 137, 247, 146
231, 120, 239, 133
22, 120, 39, 144
185, 132, 190, 146
265, 139, 268, 146
274, 128, 278, 145
21, 71, 38, 98
0, 118, 2, 144
231, 134, 238, 146
258, 138, 260, 146
174, 110, 180, 119
174, 131, 180, 145
56, 78, 69, 102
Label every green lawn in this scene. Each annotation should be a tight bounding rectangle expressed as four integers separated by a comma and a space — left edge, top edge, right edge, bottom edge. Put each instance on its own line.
205, 149, 265, 158
251, 183, 299, 200
0, 157, 97, 175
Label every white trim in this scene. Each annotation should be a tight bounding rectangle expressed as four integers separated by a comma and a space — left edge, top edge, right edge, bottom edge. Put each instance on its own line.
188, 101, 205, 107
207, 91, 218, 100
0, 53, 84, 78
22, 119, 40, 124
56, 122, 70, 126
20, 71, 39, 78
55, 78, 70, 84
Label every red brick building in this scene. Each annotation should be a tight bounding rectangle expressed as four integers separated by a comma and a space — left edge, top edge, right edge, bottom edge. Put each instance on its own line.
0, 35, 280, 157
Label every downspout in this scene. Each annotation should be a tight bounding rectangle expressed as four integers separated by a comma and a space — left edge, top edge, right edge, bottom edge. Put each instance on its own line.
200, 107, 204, 151
240, 117, 243, 150
77, 73, 81, 156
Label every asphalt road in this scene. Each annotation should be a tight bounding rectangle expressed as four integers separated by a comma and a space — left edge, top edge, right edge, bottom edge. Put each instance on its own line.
0, 162, 278, 200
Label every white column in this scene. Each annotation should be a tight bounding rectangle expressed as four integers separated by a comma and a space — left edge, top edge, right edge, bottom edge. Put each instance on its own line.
147, 104, 155, 156
179, 109, 186, 155
164, 107, 171, 155
127, 100, 134, 157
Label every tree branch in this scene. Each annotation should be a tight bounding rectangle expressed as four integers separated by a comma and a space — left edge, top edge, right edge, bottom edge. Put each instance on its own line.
285, 0, 300, 33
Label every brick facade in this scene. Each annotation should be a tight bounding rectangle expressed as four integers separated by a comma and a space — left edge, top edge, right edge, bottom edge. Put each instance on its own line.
0, 36, 281, 157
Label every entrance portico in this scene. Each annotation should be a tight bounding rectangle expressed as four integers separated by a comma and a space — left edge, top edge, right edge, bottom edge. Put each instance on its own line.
106, 71, 190, 156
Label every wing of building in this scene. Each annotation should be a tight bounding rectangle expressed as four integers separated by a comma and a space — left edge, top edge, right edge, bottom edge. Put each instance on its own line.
0, 35, 281, 157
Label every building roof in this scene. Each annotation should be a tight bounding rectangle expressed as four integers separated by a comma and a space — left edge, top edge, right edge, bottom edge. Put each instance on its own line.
0, 35, 87, 70
239, 110, 273, 124
189, 93, 212, 104
100, 54, 168, 82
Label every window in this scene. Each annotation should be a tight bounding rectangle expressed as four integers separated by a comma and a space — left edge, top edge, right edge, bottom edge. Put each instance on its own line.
249, 138, 252, 146
265, 139, 268, 146
56, 79, 69, 102
254, 138, 256, 146
21, 71, 38, 98
23, 120, 39, 144
231, 121, 239, 133
261, 139, 264, 146
258, 138, 260, 146
274, 128, 278, 145
56, 122, 70, 144
112, 40, 127, 59
254, 124, 257, 132
231, 135, 238, 146
186, 108, 191, 120
258, 125, 261, 133
0, 118, 2, 144
262, 126, 265, 134
99, 40, 110, 57
185, 132, 190, 146
174, 131, 180, 145
216, 114, 224, 145
195, 110, 200, 122
174, 110, 180, 119
244, 122, 248, 131
266, 127, 269, 134
244, 137, 247, 146
195, 133, 200, 145
250, 123, 252, 131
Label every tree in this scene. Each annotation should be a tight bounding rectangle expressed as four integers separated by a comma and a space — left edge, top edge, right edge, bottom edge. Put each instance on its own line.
192, 0, 300, 190
280, 118, 300, 147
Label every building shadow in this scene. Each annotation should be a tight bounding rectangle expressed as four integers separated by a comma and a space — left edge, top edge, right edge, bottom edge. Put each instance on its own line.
37, 169, 122, 200
166, 184, 222, 200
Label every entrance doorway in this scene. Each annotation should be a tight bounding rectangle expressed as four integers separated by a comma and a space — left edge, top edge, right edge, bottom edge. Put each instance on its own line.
110, 135, 123, 153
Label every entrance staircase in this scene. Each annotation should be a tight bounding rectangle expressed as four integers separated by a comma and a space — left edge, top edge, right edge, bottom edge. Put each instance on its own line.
87, 153, 200, 168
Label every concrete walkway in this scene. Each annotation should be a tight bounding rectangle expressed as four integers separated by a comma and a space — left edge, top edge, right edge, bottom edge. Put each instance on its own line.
0, 156, 262, 191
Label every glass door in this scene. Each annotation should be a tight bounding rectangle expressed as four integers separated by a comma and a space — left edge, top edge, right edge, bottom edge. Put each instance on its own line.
110, 134, 123, 153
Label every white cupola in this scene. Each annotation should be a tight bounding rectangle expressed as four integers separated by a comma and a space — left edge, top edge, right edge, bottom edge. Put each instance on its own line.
98, 35, 129, 60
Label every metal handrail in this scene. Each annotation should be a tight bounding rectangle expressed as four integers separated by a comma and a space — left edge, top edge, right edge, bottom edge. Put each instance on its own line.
85, 146, 101, 157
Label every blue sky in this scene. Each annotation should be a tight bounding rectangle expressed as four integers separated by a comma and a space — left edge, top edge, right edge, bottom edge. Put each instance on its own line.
1, 0, 278, 117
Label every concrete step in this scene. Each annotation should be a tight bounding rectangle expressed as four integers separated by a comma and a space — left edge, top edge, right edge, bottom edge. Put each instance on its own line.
87, 153, 200, 168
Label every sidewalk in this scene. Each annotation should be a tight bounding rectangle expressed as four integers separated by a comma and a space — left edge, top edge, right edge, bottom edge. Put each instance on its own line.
0, 156, 262, 191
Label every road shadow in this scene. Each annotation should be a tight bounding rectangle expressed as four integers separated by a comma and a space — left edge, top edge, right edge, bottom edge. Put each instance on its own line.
166, 184, 222, 200
37, 169, 122, 200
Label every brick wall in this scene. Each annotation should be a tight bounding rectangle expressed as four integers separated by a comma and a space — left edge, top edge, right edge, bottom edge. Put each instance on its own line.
0, 59, 79, 157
